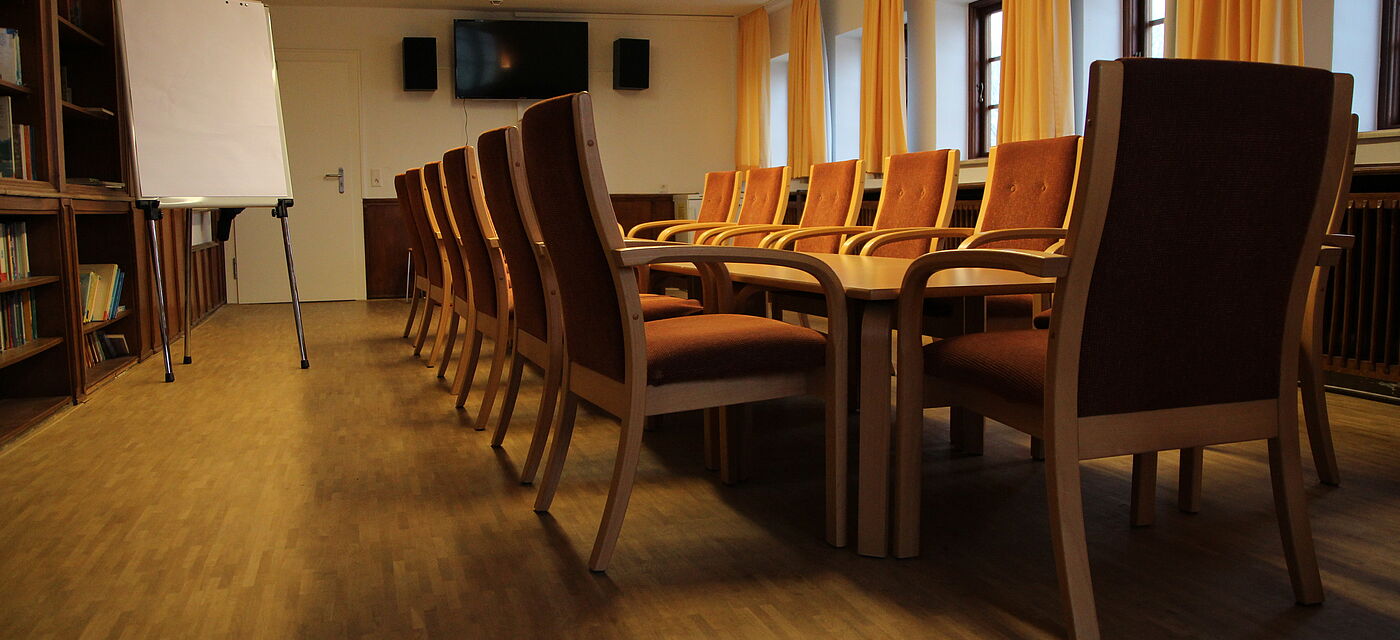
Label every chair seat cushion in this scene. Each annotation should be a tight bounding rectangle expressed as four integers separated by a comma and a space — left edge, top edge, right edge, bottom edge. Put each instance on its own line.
987, 294, 1034, 319
1032, 308, 1054, 329
645, 314, 827, 385
924, 330, 1047, 405
640, 294, 704, 321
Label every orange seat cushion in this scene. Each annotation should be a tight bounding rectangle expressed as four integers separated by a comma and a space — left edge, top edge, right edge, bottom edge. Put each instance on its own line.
639, 294, 703, 321
986, 294, 1034, 319
924, 329, 1047, 405
645, 314, 827, 385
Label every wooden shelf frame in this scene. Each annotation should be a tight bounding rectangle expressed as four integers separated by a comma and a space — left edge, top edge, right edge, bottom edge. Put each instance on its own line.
0, 275, 60, 294
80, 306, 130, 334
0, 336, 64, 371
57, 15, 105, 48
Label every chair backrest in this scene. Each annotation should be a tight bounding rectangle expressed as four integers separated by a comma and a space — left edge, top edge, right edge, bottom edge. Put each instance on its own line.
733, 165, 791, 228
696, 170, 743, 224
421, 161, 471, 303
975, 135, 1082, 251
477, 127, 550, 341
401, 168, 444, 286
867, 149, 960, 258
1053, 58, 1351, 419
520, 93, 636, 383
441, 146, 501, 317
393, 173, 428, 276
790, 159, 864, 252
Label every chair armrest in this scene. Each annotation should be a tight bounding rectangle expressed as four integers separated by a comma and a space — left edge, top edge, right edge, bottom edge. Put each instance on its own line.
1323, 233, 1354, 250
702, 224, 797, 246
896, 248, 1069, 334
766, 226, 873, 250
655, 221, 736, 242
614, 243, 848, 320
487, 237, 501, 249
627, 219, 694, 239
846, 227, 976, 256
1318, 246, 1344, 267
623, 238, 683, 248
959, 228, 1068, 249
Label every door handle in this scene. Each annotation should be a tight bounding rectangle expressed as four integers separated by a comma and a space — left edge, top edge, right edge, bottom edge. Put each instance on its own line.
324, 167, 345, 194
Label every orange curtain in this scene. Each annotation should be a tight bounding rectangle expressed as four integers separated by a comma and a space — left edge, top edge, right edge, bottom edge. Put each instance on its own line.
859, 0, 907, 170
998, 0, 1074, 144
736, 8, 770, 170
788, 0, 827, 178
1174, 0, 1302, 64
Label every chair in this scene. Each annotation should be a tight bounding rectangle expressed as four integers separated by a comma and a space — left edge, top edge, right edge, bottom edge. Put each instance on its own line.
699, 159, 864, 249
394, 174, 430, 340
419, 161, 477, 384
518, 92, 849, 572
892, 59, 1351, 637
399, 167, 454, 366
626, 170, 743, 240
654, 165, 791, 242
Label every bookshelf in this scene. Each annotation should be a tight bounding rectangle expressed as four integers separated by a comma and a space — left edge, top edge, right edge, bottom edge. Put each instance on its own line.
0, 199, 71, 444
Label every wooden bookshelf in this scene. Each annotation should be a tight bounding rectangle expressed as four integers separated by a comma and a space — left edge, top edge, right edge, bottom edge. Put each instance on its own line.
0, 336, 63, 369
0, 78, 33, 95
82, 354, 133, 390
56, 15, 102, 47
0, 274, 59, 294
0, 395, 69, 446
80, 306, 128, 334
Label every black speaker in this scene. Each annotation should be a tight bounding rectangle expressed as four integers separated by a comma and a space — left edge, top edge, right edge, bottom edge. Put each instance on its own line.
613, 38, 649, 90
403, 37, 437, 92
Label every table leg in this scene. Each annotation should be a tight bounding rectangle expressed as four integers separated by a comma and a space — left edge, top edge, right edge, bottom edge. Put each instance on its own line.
857, 300, 894, 557
950, 296, 986, 455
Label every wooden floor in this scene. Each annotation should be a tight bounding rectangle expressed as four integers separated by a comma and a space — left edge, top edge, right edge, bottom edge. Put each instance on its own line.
2, 301, 1399, 639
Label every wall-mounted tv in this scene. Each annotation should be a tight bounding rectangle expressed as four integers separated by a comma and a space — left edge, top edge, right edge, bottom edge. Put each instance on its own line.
454, 20, 589, 100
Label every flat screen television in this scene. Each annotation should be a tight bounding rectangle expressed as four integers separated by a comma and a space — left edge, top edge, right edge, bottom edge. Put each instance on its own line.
454, 20, 589, 99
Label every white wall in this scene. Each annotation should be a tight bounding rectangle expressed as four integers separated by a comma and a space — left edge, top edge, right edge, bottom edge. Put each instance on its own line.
267, 6, 737, 198
1333, 0, 1380, 132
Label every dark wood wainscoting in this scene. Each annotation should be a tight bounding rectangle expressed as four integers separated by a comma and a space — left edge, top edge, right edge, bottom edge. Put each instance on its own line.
139, 209, 227, 357
610, 194, 683, 231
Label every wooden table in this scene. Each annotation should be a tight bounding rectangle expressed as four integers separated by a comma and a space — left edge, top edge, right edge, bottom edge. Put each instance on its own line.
652, 252, 1054, 557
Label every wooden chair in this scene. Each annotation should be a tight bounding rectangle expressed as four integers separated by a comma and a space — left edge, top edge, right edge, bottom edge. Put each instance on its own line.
518, 92, 849, 572
626, 170, 743, 240
654, 165, 791, 243
892, 59, 1352, 638
419, 161, 476, 383
394, 174, 430, 340
699, 159, 864, 248
400, 167, 454, 366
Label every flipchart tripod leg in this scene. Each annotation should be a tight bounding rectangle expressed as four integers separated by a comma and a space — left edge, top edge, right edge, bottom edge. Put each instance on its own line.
274, 199, 310, 369
140, 201, 175, 383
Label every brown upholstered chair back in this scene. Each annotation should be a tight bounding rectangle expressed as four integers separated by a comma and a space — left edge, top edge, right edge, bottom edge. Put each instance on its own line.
977, 135, 1082, 251
394, 173, 428, 276
421, 162, 471, 302
869, 149, 959, 258
792, 159, 863, 252
477, 127, 549, 341
441, 147, 500, 317
1059, 59, 1350, 418
697, 171, 742, 224
734, 166, 790, 229
402, 168, 444, 286
520, 93, 631, 381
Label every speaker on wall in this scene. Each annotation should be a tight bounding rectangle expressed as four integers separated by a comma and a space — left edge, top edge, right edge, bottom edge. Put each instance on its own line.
403, 37, 437, 92
613, 38, 649, 90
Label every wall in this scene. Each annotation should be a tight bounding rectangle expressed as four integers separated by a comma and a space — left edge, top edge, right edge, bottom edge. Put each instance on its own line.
267, 6, 738, 198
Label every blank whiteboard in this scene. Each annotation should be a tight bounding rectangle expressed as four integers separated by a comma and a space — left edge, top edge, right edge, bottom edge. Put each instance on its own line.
117, 0, 292, 207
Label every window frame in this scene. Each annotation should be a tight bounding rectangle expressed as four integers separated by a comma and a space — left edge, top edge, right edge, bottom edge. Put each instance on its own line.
1380, 0, 1400, 130
1122, 0, 1166, 59
967, 0, 1001, 159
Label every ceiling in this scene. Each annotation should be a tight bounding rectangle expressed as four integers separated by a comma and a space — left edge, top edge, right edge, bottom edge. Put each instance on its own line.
262, 0, 766, 17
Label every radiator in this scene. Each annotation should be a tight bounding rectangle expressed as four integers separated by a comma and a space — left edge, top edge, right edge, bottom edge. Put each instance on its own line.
1323, 195, 1400, 390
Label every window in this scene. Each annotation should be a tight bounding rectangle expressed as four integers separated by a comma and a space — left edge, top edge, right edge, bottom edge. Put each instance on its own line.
968, 0, 1001, 158
831, 28, 863, 162
1123, 0, 1167, 59
1381, 0, 1400, 129
768, 54, 790, 167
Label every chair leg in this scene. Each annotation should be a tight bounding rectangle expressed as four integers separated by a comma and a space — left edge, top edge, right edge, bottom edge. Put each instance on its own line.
451, 311, 480, 397
1299, 350, 1340, 485
1269, 425, 1325, 604
703, 408, 721, 471
1178, 447, 1203, 514
588, 409, 649, 572
435, 312, 461, 379
1045, 441, 1101, 639
491, 356, 526, 447
951, 408, 984, 455
1129, 452, 1156, 527
716, 406, 743, 485
427, 299, 454, 369
520, 353, 565, 485
1031, 436, 1046, 461
533, 392, 580, 513
413, 300, 436, 356
403, 289, 422, 339
472, 315, 512, 431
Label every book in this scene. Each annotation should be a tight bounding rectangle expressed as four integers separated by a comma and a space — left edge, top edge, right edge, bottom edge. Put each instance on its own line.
0, 29, 19, 86
0, 220, 26, 281
108, 269, 125, 320
0, 96, 13, 179
79, 264, 121, 323
78, 271, 93, 323
0, 290, 36, 351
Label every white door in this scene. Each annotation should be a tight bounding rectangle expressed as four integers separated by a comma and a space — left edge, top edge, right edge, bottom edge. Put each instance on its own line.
231, 50, 364, 303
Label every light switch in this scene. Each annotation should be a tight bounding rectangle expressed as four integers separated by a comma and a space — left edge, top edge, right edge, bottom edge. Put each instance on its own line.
370, 168, 383, 187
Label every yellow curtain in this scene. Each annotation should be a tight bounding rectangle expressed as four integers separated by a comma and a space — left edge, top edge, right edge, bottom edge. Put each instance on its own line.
788, 0, 826, 178
859, 0, 907, 170
998, 0, 1074, 144
736, 8, 770, 170
1174, 0, 1302, 64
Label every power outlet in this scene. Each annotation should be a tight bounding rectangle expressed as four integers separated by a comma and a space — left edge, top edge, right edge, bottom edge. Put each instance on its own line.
370, 168, 383, 188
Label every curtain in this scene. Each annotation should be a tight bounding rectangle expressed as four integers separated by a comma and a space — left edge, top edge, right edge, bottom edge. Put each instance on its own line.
998, 0, 1075, 144
859, 0, 907, 170
788, 0, 826, 178
736, 8, 770, 170
1174, 0, 1303, 65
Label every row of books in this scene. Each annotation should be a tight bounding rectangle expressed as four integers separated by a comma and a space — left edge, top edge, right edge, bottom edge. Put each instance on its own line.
79, 264, 124, 323
0, 28, 23, 86
1, 221, 30, 282
1, 290, 39, 352
84, 331, 130, 367
0, 97, 36, 180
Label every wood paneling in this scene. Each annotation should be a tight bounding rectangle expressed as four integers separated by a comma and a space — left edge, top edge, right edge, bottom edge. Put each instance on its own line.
362, 197, 411, 299
611, 194, 680, 231
138, 209, 226, 362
